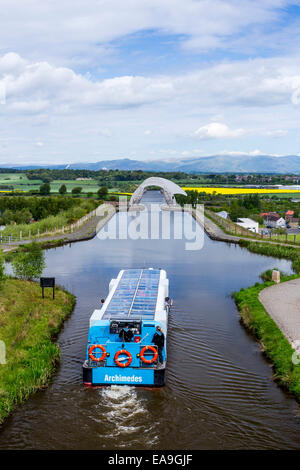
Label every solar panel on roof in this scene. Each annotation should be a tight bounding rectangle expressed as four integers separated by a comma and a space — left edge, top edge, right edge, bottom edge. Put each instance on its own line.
103, 269, 160, 319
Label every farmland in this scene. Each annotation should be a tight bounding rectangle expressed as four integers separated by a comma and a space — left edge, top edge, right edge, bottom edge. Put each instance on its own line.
182, 187, 300, 196
0, 174, 101, 194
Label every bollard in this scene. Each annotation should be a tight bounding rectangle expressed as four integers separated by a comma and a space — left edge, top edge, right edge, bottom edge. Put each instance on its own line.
272, 270, 280, 284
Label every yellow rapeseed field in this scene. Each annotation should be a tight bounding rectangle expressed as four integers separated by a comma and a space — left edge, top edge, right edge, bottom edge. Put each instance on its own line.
181, 187, 300, 195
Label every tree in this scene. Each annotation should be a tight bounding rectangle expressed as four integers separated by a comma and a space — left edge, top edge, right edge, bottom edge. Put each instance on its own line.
59, 184, 67, 195
11, 243, 46, 281
71, 186, 82, 195
97, 186, 108, 198
39, 183, 51, 195
0, 255, 5, 285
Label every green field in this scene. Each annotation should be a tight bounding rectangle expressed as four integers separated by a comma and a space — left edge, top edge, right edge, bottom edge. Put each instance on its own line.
0, 173, 42, 192
0, 175, 102, 193
48, 179, 101, 193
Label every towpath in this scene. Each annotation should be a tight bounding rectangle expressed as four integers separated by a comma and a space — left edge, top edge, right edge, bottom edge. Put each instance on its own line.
259, 279, 300, 351
1, 205, 115, 252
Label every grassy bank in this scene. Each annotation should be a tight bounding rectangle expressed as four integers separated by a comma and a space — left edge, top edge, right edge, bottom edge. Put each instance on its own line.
233, 279, 300, 401
234, 240, 300, 400
1, 198, 98, 239
0, 278, 75, 423
239, 240, 300, 273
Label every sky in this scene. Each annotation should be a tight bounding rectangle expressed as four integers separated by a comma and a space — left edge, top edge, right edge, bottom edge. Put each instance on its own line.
1, 0, 300, 164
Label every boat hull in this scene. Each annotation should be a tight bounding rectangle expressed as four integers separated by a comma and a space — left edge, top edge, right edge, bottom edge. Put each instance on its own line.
83, 363, 165, 387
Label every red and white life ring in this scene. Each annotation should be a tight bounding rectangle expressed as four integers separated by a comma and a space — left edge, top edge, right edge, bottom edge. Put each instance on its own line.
114, 349, 132, 368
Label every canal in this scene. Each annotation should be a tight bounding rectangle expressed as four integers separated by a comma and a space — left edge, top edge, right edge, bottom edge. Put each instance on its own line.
0, 192, 299, 449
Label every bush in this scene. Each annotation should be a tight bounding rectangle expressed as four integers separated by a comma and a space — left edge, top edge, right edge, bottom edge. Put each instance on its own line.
39, 183, 51, 195
59, 184, 67, 195
11, 243, 46, 280
97, 186, 108, 198
0, 255, 5, 284
71, 187, 82, 195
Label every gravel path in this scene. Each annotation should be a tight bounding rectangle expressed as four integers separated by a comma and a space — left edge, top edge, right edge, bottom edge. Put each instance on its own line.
259, 279, 300, 351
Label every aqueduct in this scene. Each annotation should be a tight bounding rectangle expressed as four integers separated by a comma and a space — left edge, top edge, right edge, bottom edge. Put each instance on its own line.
129, 177, 187, 206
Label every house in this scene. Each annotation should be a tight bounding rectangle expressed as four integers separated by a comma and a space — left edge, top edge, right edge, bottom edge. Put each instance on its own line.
285, 210, 294, 221
216, 210, 229, 219
287, 218, 299, 229
260, 211, 279, 218
263, 214, 286, 228
236, 218, 259, 233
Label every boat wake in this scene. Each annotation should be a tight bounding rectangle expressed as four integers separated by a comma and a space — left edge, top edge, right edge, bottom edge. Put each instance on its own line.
96, 386, 159, 448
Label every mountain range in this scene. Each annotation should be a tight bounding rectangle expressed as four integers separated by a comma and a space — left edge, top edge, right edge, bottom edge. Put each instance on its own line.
2, 154, 300, 173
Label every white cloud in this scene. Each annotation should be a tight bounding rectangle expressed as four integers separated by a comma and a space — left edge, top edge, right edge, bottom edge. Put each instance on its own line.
2, 53, 300, 116
35, 141, 44, 147
194, 122, 246, 139
0, 1, 293, 65
99, 128, 112, 137
263, 129, 288, 137
219, 149, 265, 156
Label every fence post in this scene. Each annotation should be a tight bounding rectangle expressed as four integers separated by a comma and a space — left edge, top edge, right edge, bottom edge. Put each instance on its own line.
29, 230, 31, 240
294, 235, 296, 243
20, 230, 22, 241
37, 229, 40, 238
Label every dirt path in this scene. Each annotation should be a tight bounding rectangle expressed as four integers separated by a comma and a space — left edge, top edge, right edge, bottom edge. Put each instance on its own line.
259, 279, 300, 351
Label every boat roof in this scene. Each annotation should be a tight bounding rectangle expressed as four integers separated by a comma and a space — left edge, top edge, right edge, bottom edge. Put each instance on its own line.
103, 268, 161, 320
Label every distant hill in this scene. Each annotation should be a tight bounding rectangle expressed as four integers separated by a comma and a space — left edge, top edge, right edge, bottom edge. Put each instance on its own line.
3, 154, 300, 173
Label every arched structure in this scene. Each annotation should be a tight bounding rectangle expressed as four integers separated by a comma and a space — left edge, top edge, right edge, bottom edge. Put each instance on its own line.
129, 177, 187, 206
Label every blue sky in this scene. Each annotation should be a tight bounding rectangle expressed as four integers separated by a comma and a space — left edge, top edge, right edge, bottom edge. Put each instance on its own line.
1, 0, 300, 165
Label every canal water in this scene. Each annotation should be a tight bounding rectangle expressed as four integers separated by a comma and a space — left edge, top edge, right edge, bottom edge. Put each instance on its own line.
0, 191, 299, 449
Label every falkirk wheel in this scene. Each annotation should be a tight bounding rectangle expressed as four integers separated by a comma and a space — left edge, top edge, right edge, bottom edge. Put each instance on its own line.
129, 177, 187, 206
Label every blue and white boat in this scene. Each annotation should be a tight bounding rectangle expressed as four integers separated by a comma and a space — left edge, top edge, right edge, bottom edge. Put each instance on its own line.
83, 268, 170, 387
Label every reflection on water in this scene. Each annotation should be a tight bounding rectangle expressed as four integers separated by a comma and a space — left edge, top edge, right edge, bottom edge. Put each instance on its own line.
0, 191, 299, 450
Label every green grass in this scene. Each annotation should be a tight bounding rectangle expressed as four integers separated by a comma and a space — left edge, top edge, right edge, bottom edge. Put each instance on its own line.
0, 177, 101, 193
49, 179, 101, 193
278, 233, 300, 243
239, 240, 300, 273
1, 199, 98, 238
0, 278, 75, 423
233, 278, 300, 401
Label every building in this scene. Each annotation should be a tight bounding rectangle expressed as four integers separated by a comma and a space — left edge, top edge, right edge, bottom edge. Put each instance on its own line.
260, 211, 279, 218
216, 210, 229, 219
236, 218, 259, 233
263, 214, 286, 228
285, 210, 294, 221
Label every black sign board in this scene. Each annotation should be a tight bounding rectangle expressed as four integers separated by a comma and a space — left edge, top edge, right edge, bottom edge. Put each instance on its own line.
40, 277, 55, 299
